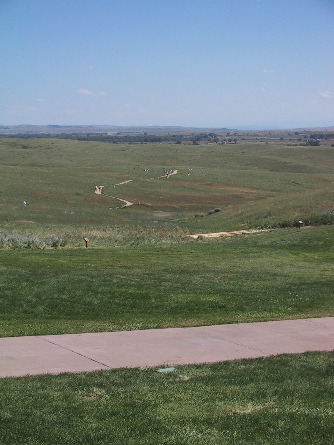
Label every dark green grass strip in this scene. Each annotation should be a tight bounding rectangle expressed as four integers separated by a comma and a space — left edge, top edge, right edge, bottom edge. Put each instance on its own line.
1, 227, 333, 337
0, 352, 333, 445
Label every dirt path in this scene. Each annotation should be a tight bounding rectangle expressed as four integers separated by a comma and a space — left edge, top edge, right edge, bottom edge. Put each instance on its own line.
112, 197, 134, 208
188, 229, 271, 239
166, 169, 178, 177
94, 174, 273, 229
115, 180, 133, 186
159, 169, 178, 179
94, 180, 134, 208
95, 170, 179, 209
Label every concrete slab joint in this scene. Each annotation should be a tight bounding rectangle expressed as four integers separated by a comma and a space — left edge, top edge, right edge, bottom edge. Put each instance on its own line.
0, 317, 333, 378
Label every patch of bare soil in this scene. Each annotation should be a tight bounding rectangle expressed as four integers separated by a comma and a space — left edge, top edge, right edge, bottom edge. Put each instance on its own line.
152, 211, 174, 217
188, 229, 271, 239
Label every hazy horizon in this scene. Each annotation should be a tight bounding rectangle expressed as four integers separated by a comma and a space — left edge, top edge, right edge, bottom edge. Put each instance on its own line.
1, 123, 334, 132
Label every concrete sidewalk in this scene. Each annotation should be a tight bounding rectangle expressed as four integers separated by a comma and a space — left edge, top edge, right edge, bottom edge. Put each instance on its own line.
1, 317, 333, 378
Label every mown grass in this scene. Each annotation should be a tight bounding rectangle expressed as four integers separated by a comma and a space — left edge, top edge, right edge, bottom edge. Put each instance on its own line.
1, 226, 333, 337
0, 352, 333, 444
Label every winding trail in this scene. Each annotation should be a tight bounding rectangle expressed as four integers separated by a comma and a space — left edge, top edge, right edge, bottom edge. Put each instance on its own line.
114, 180, 133, 186
94, 173, 273, 233
112, 197, 134, 208
94, 181, 135, 208
94, 170, 178, 209
94, 173, 274, 235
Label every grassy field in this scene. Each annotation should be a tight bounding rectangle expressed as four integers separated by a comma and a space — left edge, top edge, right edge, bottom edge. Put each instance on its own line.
0, 226, 333, 337
1, 138, 334, 241
1, 137, 333, 443
0, 138, 333, 336
1, 352, 333, 444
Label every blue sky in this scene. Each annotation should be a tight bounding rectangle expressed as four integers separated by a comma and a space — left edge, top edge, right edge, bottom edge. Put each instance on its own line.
1, 0, 333, 128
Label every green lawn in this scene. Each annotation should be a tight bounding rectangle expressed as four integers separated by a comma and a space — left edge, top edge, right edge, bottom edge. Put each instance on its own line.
1, 352, 333, 444
1, 226, 333, 337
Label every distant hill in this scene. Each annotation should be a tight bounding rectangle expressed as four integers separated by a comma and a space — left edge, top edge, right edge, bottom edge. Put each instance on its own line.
0, 124, 333, 136
0, 124, 233, 136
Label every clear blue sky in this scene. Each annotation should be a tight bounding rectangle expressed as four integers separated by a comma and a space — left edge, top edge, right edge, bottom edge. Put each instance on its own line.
1, 0, 333, 129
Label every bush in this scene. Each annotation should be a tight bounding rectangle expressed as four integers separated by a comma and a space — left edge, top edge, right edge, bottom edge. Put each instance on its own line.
0, 231, 68, 249
0, 232, 46, 249
50, 237, 67, 248
207, 208, 222, 215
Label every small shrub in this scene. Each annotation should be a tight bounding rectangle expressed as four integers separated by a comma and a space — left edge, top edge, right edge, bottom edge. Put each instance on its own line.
50, 237, 67, 248
207, 208, 222, 215
0, 231, 46, 249
25, 236, 46, 249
